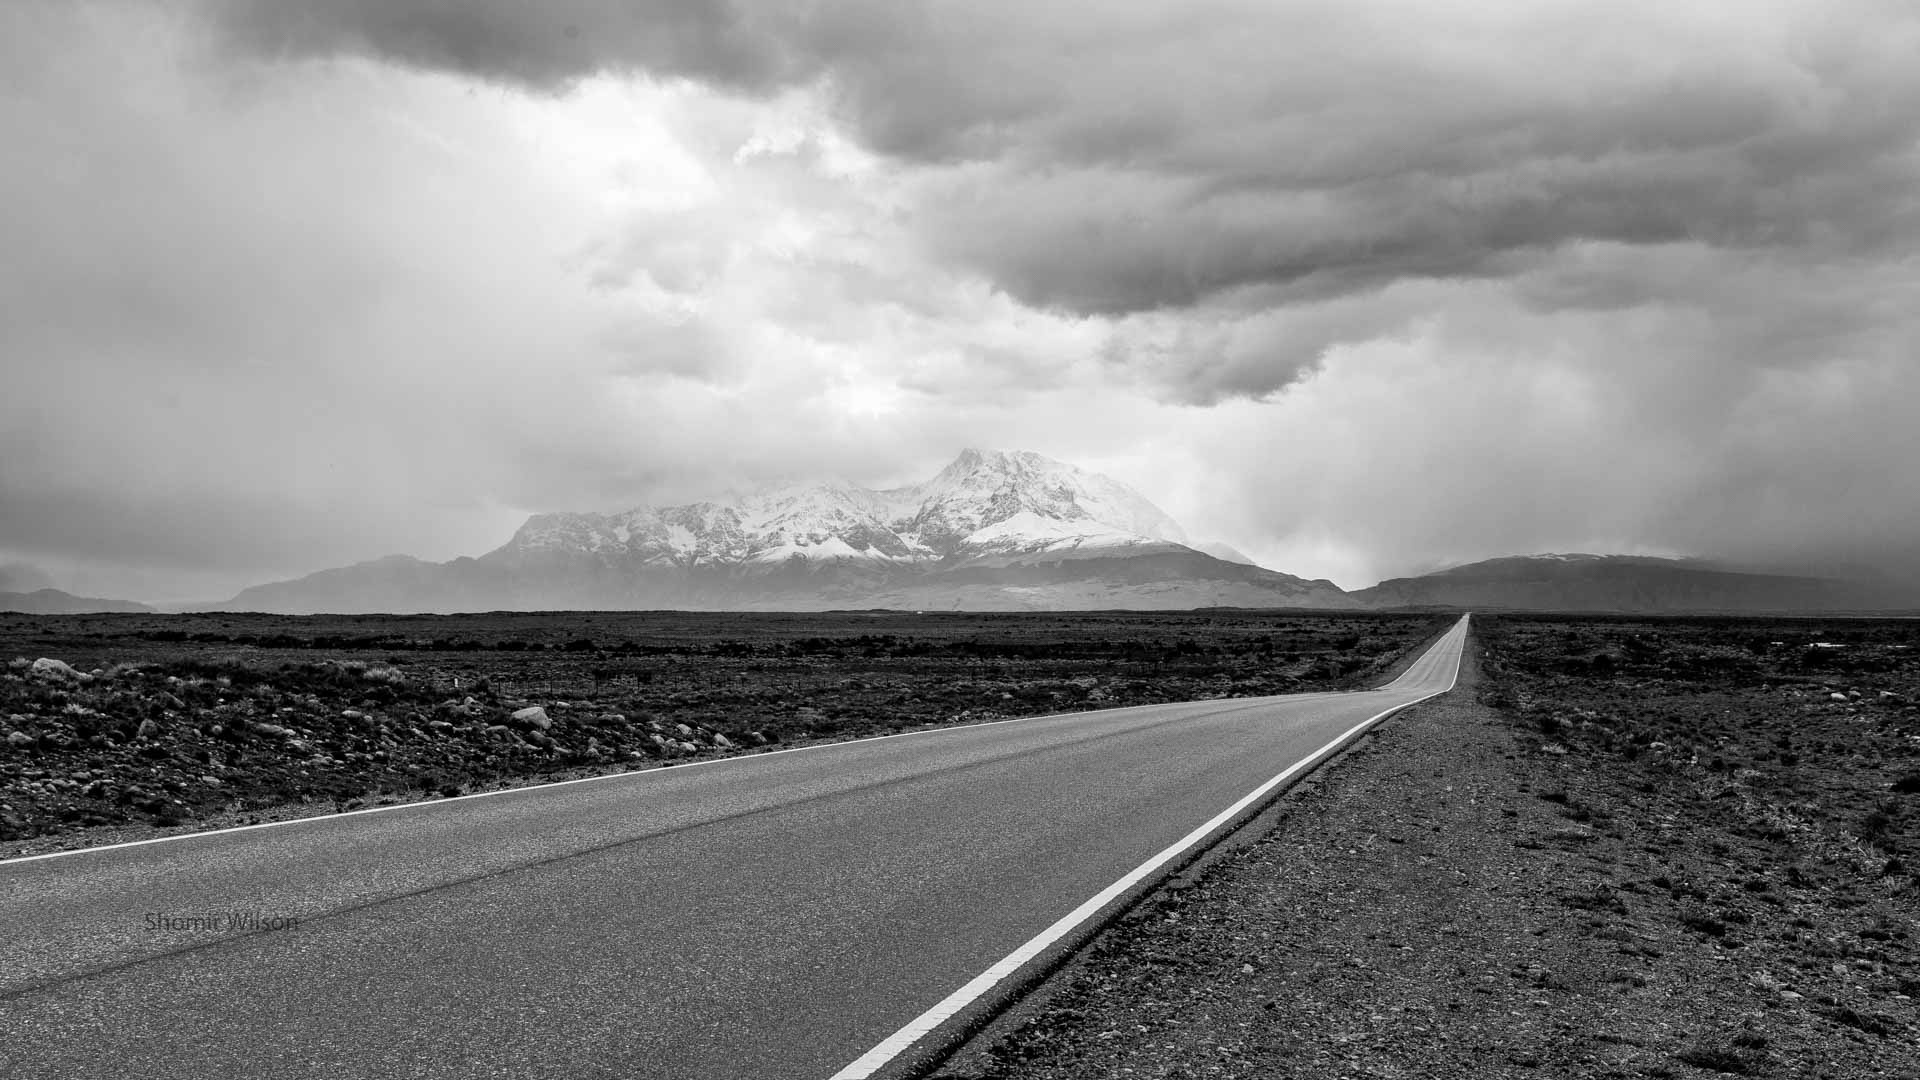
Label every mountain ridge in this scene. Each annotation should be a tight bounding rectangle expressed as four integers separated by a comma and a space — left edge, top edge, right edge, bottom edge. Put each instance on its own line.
226, 450, 1348, 613
212, 462, 1917, 615
0, 588, 156, 615
1353, 553, 1910, 613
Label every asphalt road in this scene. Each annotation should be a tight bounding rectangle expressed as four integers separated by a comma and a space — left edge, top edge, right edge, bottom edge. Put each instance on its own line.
0, 615, 1467, 1079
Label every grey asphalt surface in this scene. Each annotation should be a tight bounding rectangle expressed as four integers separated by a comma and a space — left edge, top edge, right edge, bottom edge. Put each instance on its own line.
0, 615, 1466, 1079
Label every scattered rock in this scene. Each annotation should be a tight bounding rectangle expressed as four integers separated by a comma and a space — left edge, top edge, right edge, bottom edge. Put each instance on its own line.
30, 658, 79, 681
0, 614, 1435, 851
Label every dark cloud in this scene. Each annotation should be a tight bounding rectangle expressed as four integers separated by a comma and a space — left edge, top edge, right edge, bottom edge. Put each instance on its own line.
8, 1, 1920, 597
196, 2, 1920, 307
203, 0, 827, 94
192, 1, 1920, 406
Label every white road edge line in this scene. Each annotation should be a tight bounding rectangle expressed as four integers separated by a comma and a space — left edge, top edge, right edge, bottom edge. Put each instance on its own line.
0, 682, 1351, 867
827, 615, 1467, 1080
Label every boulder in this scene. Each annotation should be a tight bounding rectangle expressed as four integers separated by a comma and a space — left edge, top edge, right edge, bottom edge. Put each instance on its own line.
5, 730, 32, 749
511, 706, 552, 731
30, 658, 79, 681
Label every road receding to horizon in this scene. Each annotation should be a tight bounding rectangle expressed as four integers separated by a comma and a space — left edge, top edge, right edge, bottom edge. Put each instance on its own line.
0, 617, 1467, 1079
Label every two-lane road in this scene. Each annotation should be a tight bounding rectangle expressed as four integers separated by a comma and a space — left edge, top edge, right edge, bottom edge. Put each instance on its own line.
0, 615, 1468, 1078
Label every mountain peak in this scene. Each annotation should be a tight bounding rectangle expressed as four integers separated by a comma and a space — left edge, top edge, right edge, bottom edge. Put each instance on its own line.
226, 450, 1363, 613
906, 449, 1189, 555
488, 450, 1191, 567
934, 447, 1055, 480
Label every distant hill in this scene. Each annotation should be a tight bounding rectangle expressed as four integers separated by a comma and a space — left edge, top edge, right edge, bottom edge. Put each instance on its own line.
224, 450, 1352, 613
0, 589, 155, 614
1352, 554, 1908, 613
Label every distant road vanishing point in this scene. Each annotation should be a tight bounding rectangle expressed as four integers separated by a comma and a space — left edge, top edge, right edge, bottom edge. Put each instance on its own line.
0, 616, 1469, 1079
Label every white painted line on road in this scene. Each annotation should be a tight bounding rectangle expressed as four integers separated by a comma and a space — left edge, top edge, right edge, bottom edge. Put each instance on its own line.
828, 615, 1467, 1080
0, 686, 1353, 868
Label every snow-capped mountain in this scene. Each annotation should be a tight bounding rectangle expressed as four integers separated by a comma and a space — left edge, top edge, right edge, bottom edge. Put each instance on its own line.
502, 481, 920, 571
891, 448, 1190, 560
226, 450, 1353, 613
490, 449, 1194, 572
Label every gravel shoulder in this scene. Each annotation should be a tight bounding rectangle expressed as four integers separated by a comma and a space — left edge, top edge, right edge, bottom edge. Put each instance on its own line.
936, 636, 1918, 1079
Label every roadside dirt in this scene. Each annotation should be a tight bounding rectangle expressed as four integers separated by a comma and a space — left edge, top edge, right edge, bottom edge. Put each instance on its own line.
938, 635, 1918, 1080
0, 611, 1443, 856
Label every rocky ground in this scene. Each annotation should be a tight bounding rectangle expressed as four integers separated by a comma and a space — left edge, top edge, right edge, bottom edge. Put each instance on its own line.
940, 618, 1918, 1080
0, 610, 1443, 854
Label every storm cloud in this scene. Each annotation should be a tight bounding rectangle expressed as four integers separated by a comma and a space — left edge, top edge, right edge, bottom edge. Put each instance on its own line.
3, 0, 1918, 598
198, 1, 1920, 380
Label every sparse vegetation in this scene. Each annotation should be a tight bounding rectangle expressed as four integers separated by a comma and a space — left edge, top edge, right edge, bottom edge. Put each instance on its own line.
954, 615, 1918, 1080
1674, 1041, 1767, 1075
0, 609, 1445, 845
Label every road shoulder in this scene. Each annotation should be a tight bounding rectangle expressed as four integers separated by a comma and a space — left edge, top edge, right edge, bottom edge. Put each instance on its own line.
934, 638, 1918, 1079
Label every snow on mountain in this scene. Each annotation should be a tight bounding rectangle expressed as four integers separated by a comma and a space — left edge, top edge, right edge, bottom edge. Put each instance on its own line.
887, 448, 1189, 558
492, 449, 1192, 571
224, 450, 1359, 613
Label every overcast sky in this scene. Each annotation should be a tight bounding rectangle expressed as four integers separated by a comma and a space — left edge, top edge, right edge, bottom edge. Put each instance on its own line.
4, 0, 1918, 601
